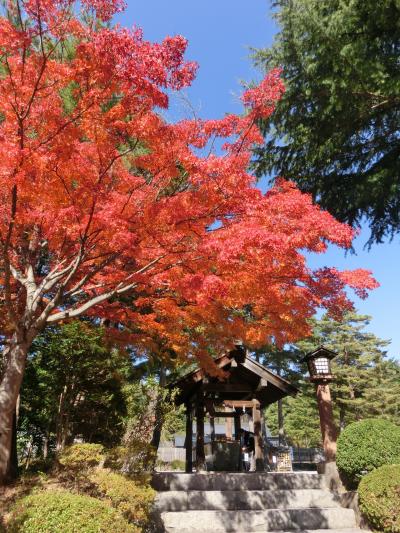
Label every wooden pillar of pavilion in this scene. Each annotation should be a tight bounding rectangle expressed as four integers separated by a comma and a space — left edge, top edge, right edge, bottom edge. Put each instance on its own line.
252, 399, 264, 472
210, 416, 215, 443
234, 412, 241, 440
185, 403, 193, 473
234, 411, 242, 471
195, 389, 206, 471
225, 406, 233, 439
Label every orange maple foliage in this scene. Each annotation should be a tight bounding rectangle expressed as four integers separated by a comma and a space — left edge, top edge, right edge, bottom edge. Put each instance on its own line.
0, 2, 377, 378
0, 0, 380, 480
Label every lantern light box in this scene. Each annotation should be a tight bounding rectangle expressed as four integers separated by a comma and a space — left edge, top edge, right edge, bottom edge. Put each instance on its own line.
301, 346, 337, 382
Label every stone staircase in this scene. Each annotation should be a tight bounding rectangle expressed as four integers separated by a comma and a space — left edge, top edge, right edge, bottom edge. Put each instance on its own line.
152, 472, 362, 532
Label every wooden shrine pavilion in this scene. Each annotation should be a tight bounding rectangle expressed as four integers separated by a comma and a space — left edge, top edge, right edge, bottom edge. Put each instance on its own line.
171, 345, 298, 473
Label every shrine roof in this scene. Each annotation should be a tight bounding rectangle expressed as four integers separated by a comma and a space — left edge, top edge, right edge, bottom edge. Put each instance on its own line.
170, 347, 299, 408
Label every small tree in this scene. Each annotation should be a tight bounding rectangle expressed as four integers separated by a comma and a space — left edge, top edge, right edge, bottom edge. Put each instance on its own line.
121, 378, 184, 473
19, 321, 131, 464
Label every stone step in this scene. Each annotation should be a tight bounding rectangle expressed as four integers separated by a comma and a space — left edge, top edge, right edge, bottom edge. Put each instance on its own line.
156, 489, 341, 512
152, 472, 326, 492
162, 530, 363, 533
161, 508, 357, 532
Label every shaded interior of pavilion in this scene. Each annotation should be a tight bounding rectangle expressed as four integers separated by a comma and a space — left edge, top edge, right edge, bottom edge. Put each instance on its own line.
171, 345, 299, 473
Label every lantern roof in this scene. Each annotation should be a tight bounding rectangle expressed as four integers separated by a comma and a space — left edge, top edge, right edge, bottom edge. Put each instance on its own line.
300, 345, 337, 364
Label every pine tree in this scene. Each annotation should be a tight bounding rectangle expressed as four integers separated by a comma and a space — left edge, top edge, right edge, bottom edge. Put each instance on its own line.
254, 344, 301, 444
296, 312, 394, 428
263, 312, 398, 446
361, 358, 400, 423
253, 0, 400, 243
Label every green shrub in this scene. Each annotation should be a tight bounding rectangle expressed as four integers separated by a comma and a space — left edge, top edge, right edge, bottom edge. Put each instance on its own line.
9, 490, 137, 533
104, 442, 156, 474
336, 419, 400, 488
90, 469, 155, 528
155, 458, 185, 471
359, 464, 400, 533
104, 445, 128, 470
59, 443, 105, 470
170, 459, 185, 471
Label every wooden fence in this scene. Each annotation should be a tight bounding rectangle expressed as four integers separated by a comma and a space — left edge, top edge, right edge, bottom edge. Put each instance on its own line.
157, 445, 324, 465
157, 447, 186, 463
291, 447, 324, 463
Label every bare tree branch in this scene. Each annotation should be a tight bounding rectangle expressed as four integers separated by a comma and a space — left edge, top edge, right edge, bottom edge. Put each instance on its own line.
39, 255, 165, 325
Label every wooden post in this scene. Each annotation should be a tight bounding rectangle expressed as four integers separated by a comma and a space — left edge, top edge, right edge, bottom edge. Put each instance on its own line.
234, 413, 241, 440
315, 383, 343, 490
277, 399, 285, 446
252, 399, 264, 472
315, 383, 337, 462
185, 403, 193, 473
210, 416, 215, 443
234, 412, 242, 471
225, 406, 233, 439
195, 391, 206, 471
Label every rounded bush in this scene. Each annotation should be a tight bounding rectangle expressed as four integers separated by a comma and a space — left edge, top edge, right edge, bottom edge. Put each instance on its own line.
90, 469, 155, 528
359, 464, 400, 533
59, 443, 105, 469
336, 419, 400, 488
9, 490, 137, 532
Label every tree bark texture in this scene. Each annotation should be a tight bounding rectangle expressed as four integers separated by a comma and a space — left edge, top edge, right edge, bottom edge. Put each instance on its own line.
0, 335, 29, 484
316, 383, 338, 462
150, 365, 167, 452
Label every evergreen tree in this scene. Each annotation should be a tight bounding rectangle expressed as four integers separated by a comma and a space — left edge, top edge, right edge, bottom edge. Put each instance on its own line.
253, 0, 400, 243
19, 322, 132, 461
296, 313, 394, 428
254, 344, 301, 444
361, 358, 400, 423
265, 382, 322, 448
263, 312, 398, 446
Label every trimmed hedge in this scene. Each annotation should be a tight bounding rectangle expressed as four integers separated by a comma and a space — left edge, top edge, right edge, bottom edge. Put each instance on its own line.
9, 490, 137, 533
90, 469, 155, 528
59, 443, 105, 469
336, 419, 400, 488
359, 464, 400, 533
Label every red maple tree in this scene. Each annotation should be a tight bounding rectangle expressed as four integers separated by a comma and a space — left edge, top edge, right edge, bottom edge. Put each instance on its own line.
0, 0, 377, 482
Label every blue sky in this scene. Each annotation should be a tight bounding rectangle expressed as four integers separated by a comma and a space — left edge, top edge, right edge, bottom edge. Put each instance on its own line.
118, 1, 399, 358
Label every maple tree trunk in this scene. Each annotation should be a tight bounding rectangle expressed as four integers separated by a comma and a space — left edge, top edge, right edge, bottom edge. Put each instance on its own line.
0, 335, 29, 485
8, 410, 19, 480
150, 365, 166, 452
